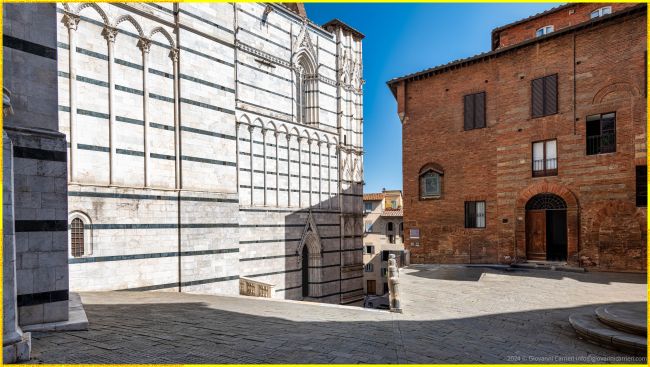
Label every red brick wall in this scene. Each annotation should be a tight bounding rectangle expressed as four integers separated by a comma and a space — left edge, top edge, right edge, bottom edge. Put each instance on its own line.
495, 3, 639, 49
397, 8, 647, 272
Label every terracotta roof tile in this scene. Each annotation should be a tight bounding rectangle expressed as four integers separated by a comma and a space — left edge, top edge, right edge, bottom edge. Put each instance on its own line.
363, 193, 384, 201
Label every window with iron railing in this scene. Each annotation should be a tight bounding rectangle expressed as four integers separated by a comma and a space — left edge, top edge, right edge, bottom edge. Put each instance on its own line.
532, 139, 558, 177
586, 112, 616, 155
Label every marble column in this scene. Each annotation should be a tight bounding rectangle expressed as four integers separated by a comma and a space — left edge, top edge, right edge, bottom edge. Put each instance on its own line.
170, 48, 181, 189
138, 38, 152, 187
102, 26, 118, 185
63, 13, 80, 183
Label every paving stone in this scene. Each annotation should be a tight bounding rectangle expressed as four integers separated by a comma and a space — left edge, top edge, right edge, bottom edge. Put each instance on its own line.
28, 266, 647, 363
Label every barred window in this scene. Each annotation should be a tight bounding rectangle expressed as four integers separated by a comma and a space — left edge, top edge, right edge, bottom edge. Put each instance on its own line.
70, 218, 84, 257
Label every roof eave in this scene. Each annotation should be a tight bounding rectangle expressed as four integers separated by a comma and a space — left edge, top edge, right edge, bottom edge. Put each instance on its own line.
386, 4, 645, 87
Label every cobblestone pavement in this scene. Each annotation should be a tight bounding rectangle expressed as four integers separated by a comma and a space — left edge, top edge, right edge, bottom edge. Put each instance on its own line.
29, 265, 647, 364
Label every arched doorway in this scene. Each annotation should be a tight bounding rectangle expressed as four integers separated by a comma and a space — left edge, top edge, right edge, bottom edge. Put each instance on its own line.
525, 194, 568, 261
301, 246, 309, 297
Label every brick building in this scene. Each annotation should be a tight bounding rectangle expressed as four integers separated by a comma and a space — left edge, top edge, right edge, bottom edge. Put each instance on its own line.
387, 3, 647, 271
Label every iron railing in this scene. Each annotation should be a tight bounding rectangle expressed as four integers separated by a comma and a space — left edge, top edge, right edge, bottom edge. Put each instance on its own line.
532, 158, 557, 177
586, 133, 616, 155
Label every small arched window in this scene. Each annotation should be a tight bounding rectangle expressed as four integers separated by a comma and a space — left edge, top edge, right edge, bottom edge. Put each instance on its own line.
590, 6, 611, 19
70, 218, 84, 257
69, 212, 93, 258
387, 222, 394, 232
535, 25, 554, 37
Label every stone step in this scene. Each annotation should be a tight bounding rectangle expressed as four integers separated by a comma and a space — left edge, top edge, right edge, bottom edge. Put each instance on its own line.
595, 304, 647, 336
569, 312, 646, 356
511, 262, 585, 273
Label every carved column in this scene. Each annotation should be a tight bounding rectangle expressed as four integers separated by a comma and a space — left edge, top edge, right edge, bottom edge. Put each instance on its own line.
274, 132, 279, 207
170, 48, 181, 189
307, 138, 312, 207
297, 136, 303, 207
328, 143, 332, 209
261, 128, 267, 206
138, 38, 152, 187
248, 125, 254, 205
286, 134, 291, 207
63, 13, 80, 183
102, 26, 118, 185
318, 141, 322, 208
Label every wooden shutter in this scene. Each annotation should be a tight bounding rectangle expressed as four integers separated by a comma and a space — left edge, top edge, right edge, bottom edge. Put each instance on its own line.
544, 74, 557, 115
464, 94, 474, 130
474, 92, 486, 128
531, 78, 544, 117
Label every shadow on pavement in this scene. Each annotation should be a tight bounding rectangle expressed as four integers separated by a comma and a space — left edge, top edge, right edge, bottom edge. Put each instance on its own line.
27, 296, 647, 364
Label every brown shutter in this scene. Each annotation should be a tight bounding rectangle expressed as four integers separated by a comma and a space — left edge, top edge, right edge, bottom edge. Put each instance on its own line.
531, 78, 544, 118
544, 74, 557, 115
475, 92, 485, 128
464, 94, 474, 130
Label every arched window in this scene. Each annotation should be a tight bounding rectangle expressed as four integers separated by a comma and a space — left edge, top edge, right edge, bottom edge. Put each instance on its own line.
419, 163, 444, 199
387, 222, 394, 232
69, 212, 93, 257
590, 6, 611, 19
295, 55, 316, 124
70, 218, 84, 257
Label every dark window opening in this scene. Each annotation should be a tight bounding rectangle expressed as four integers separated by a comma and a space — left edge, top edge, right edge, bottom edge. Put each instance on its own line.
531, 74, 558, 118
586, 112, 616, 155
464, 92, 486, 130
464, 201, 486, 228
636, 165, 647, 207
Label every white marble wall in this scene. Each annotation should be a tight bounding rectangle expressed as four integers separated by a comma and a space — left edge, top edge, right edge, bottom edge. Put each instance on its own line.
58, 3, 364, 303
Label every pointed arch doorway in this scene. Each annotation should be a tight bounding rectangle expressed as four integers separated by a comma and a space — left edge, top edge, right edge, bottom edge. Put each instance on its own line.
525, 194, 568, 261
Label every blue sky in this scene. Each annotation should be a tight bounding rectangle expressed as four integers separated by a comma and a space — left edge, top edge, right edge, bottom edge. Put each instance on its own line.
305, 3, 560, 193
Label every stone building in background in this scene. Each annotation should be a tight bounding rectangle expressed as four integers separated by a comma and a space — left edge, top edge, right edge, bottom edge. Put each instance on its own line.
388, 3, 646, 271
362, 190, 405, 296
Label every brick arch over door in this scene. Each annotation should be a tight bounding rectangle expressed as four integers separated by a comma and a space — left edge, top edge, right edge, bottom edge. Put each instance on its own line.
515, 182, 579, 264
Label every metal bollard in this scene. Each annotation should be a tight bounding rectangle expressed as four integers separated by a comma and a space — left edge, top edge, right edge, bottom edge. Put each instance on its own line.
387, 254, 402, 313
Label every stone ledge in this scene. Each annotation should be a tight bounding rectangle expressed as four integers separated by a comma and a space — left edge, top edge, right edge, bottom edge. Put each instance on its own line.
2, 332, 31, 363
21, 293, 88, 332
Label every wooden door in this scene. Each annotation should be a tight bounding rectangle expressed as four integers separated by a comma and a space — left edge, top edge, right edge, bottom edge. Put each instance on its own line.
367, 280, 376, 295
526, 210, 546, 260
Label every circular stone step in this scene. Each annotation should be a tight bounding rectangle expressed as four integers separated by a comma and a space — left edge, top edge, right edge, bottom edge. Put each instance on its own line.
569, 312, 647, 356
596, 304, 646, 336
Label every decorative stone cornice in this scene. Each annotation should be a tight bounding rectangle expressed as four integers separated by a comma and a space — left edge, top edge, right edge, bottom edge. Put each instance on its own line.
237, 41, 291, 69
319, 75, 336, 86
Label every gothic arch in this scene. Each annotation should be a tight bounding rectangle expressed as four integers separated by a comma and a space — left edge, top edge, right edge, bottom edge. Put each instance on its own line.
592, 82, 640, 104
514, 181, 579, 264
75, 3, 110, 25
296, 212, 323, 298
